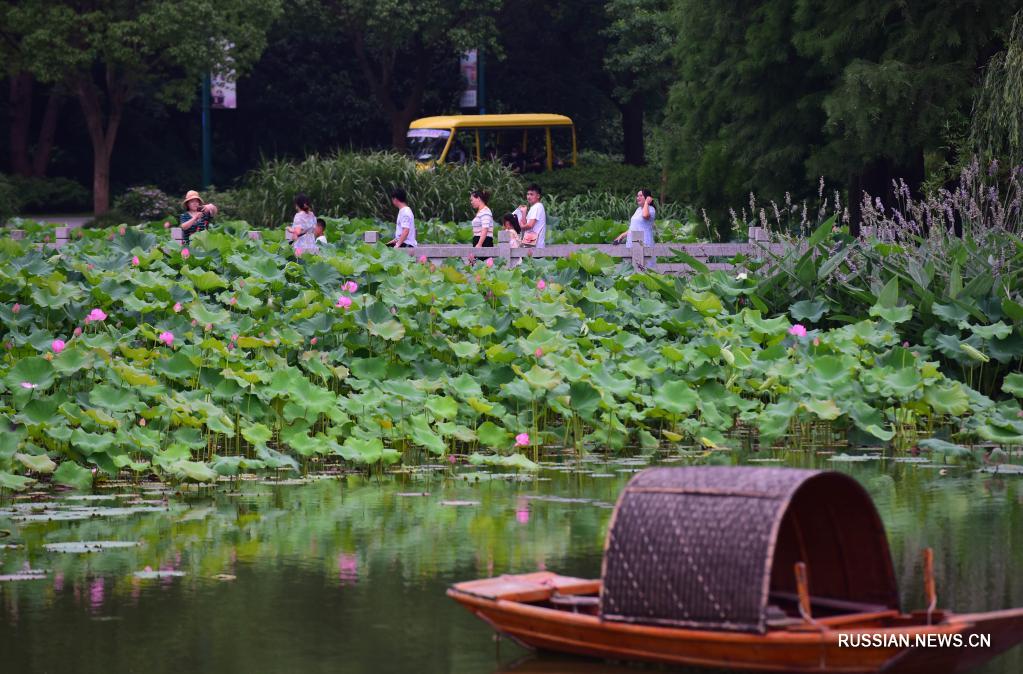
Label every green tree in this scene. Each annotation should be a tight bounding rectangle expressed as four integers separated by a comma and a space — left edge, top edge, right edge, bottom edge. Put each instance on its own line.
5, 0, 282, 214
665, 0, 1018, 236
602, 0, 673, 165
792, 0, 1014, 228
972, 10, 1023, 165
326, 0, 503, 150
665, 0, 824, 238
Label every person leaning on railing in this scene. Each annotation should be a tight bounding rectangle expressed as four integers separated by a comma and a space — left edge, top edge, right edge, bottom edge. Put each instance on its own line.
179, 190, 217, 247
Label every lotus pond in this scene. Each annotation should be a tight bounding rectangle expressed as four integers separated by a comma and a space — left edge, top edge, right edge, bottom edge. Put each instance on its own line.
3, 220, 1023, 490
1, 455, 1021, 674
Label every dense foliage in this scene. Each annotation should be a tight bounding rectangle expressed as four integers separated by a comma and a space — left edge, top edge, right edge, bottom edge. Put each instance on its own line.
2, 220, 1022, 492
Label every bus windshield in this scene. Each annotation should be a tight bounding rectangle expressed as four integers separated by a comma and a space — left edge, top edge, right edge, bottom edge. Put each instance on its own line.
406, 128, 450, 162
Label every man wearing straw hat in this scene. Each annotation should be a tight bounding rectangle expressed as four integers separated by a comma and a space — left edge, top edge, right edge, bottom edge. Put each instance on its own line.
179, 190, 218, 247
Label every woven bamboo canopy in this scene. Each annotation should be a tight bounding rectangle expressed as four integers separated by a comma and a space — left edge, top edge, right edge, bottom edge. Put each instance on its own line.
599, 467, 899, 633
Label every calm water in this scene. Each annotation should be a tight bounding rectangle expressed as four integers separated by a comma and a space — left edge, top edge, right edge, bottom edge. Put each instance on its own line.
1, 454, 1021, 674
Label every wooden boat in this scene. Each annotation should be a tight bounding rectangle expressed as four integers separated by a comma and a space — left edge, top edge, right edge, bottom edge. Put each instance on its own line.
448, 467, 1023, 673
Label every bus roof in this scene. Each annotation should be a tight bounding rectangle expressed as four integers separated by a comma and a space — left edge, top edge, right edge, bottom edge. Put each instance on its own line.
409, 114, 574, 130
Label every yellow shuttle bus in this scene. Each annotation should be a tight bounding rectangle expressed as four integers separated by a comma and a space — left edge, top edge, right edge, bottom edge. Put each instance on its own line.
407, 114, 577, 171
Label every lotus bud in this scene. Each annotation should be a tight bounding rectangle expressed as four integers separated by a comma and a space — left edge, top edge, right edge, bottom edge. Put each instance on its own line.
205, 323, 212, 332
230, 296, 237, 306
119, 226, 126, 235
310, 337, 318, 345
231, 334, 239, 342
73, 327, 83, 337
173, 302, 182, 313
139, 418, 147, 427
12, 303, 20, 314
132, 256, 140, 266
163, 221, 171, 229
535, 348, 543, 358
418, 255, 428, 264
515, 433, 530, 447
812, 337, 820, 347
52, 339, 65, 354
536, 279, 546, 291
191, 319, 198, 326
485, 258, 494, 268
181, 248, 190, 259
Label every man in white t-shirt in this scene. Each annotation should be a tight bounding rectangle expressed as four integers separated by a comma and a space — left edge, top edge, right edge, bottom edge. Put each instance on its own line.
386, 188, 418, 248
516, 183, 547, 248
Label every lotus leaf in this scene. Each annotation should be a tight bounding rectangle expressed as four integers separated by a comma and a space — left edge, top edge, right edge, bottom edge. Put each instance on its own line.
53, 461, 94, 490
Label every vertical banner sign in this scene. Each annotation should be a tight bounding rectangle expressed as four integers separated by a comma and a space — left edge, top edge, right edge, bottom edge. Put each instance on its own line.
459, 50, 478, 109
211, 42, 237, 109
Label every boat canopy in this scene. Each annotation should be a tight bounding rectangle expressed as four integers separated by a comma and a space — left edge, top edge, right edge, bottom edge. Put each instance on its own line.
599, 467, 900, 633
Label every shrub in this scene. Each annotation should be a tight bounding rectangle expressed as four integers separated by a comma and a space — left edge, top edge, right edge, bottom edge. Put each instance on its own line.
540, 159, 665, 201
8, 176, 90, 213
0, 175, 20, 225
239, 151, 525, 227
115, 185, 178, 222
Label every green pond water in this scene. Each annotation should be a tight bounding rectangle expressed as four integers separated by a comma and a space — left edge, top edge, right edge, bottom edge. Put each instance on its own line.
1, 454, 1021, 674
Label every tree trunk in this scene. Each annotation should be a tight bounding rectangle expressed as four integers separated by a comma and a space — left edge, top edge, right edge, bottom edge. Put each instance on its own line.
91, 148, 113, 214
620, 97, 645, 166
9, 73, 33, 177
31, 90, 63, 178
351, 32, 429, 153
75, 70, 125, 215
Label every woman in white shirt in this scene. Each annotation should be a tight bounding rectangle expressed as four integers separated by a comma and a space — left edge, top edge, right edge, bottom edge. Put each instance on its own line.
290, 193, 318, 250
470, 189, 494, 250
614, 189, 656, 248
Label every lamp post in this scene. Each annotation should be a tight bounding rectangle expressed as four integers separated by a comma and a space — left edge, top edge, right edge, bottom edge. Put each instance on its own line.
201, 73, 212, 189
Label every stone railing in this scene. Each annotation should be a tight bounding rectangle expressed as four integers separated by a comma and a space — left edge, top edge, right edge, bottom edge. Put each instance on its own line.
8, 225, 783, 274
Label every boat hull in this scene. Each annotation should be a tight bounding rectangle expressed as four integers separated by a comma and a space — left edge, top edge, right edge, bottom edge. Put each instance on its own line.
449, 587, 1023, 674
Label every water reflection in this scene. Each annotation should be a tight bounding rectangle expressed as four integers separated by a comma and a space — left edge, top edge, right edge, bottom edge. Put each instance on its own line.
0, 456, 1020, 674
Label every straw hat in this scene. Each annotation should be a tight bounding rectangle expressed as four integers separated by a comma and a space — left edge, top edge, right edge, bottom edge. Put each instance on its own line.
182, 190, 204, 207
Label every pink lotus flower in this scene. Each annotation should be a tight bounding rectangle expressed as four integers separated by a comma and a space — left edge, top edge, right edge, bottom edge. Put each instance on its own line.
903, 341, 910, 347
812, 337, 820, 347
295, 247, 304, 257
485, 258, 494, 268
788, 324, 807, 338
310, 337, 318, 345
132, 256, 140, 266
52, 339, 65, 354
536, 279, 546, 291
139, 418, 147, 427
12, 303, 21, 314
343, 281, 359, 293
158, 331, 174, 346
20, 382, 37, 390
447, 454, 456, 464
181, 248, 190, 259
515, 433, 530, 447
163, 221, 171, 229
418, 255, 428, 264
85, 308, 107, 323
119, 226, 126, 236
173, 302, 182, 313
87, 263, 94, 270
204, 323, 212, 332
73, 327, 82, 337
516, 509, 530, 524
229, 296, 237, 305
336, 296, 352, 310
534, 347, 543, 358
231, 334, 239, 342
191, 319, 198, 326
